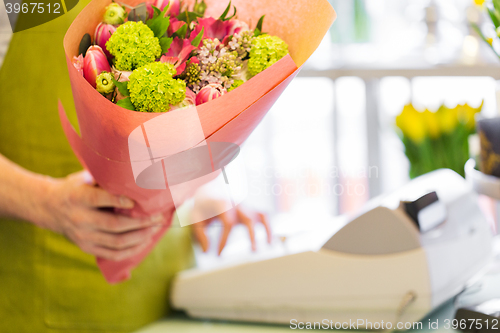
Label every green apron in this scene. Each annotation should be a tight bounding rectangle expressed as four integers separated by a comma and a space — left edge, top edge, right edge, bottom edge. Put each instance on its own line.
0, 2, 194, 332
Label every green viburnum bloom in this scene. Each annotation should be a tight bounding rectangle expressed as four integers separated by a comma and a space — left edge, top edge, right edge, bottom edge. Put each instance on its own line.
103, 3, 127, 25
106, 21, 161, 71
128, 62, 186, 112
248, 35, 289, 78
96, 72, 115, 95
228, 79, 244, 92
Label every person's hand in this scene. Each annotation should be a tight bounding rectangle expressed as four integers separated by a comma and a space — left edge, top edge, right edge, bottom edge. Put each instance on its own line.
191, 198, 272, 255
36, 170, 164, 261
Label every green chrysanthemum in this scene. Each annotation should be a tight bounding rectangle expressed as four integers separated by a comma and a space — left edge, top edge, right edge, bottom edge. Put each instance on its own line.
128, 62, 186, 113
106, 21, 162, 71
228, 79, 244, 92
248, 35, 289, 78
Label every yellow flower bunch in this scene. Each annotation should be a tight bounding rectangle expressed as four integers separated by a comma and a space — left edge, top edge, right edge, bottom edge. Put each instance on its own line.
395, 104, 427, 143
396, 102, 483, 178
396, 102, 482, 144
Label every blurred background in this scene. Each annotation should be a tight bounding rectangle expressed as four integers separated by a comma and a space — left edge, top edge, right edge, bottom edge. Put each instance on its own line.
240, 0, 500, 224
2, 0, 500, 255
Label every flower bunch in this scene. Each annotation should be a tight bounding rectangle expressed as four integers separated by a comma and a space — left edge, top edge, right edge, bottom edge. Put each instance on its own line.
74, 0, 290, 112
396, 102, 483, 178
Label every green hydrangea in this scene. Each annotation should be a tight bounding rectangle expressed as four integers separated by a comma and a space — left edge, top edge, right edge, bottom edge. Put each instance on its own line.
248, 35, 289, 78
128, 62, 186, 112
228, 79, 244, 92
106, 21, 161, 71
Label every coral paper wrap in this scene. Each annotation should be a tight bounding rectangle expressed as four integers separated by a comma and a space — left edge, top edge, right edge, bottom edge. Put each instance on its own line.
60, 0, 336, 283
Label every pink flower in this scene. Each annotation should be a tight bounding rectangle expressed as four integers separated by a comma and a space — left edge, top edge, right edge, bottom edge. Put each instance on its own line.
159, 37, 196, 76
159, 56, 186, 76
226, 19, 250, 36
83, 46, 111, 88
191, 17, 228, 41
196, 83, 226, 105
190, 17, 248, 42
146, 0, 180, 18
171, 88, 196, 110
94, 22, 117, 59
72, 55, 84, 77
168, 19, 186, 37
146, 3, 155, 19
111, 67, 132, 101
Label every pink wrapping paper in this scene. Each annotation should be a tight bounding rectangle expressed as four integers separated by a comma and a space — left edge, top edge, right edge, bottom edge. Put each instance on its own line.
60, 0, 336, 283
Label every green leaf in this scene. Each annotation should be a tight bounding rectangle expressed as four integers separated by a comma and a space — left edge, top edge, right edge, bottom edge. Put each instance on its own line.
471, 23, 500, 59
493, 0, 500, 12
111, 78, 130, 97
147, 5, 170, 38
225, 6, 236, 21
218, 1, 236, 21
176, 10, 203, 24
254, 15, 265, 36
488, 7, 500, 28
191, 27, 204, 47
117, 97, 136, 111
159, 36, 173, 54
152, 5, 161, 19
172, 23, 188, 39
219, 1, 231, 21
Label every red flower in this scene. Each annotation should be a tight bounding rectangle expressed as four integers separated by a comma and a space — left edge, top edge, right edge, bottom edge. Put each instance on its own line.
159, 56, 186, 76
168, 19, 187, 37
191, 17, 229, 41
226, 19, 249, 36
146, 0, 180, 19
72, 55, 84, 77
83, 46, 111, 88
196, 83, 226, 105
94, 22, 117, 59
190, 17, 250, 42
159, 37, 195, 76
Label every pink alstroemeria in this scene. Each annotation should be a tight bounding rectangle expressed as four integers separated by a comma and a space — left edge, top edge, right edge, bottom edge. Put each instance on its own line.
226, 19, 250, 36
111, 67, 132, 101
83, 45, 111, 88
196, 83, 226, 105
159, 56, 186, 76
72, 54, 84, 77
191, 17, 229, 41
94, 22, 117, 59
146, 0, 180, 18
159, 37, 196, 75
190, 17, 249, 43
171, 88, 196, 110
168, 19, 186, 37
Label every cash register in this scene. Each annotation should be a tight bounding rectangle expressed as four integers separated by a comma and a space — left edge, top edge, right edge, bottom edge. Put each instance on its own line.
171, 169, 494, 327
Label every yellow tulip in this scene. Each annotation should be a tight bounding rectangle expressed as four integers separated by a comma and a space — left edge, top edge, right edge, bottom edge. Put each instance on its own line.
458, 101, 483, 130
437, 106, 459, 134
396, 104, 427, 143
422, 109, 440, 139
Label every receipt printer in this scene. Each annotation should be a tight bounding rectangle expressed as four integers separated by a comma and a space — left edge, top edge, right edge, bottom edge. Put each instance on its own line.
171, 170, 494, 327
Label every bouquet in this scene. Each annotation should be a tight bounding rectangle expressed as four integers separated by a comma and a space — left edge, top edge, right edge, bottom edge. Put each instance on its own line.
396, 102, 482, 179
60, 0, 336, 283
73, 0, 292, 110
